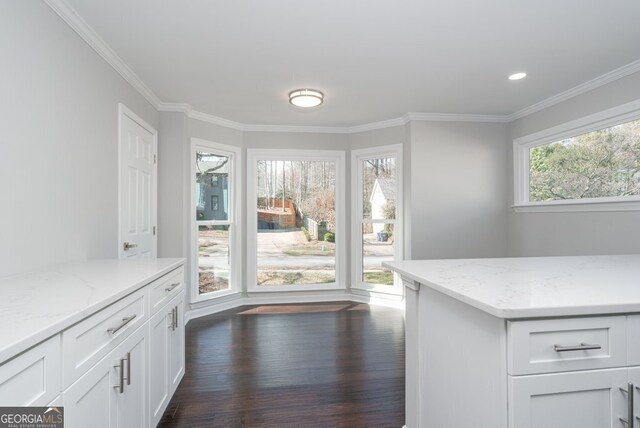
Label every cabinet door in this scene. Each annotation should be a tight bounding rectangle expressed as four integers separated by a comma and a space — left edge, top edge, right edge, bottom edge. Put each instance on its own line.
115, 326, 148, 428
169, 295, 185, 395
509, 368, 628, 428
63, 350, 118, 428
148, 307, 171, 427
628, 367, 640, 423
0, 335, 61, 406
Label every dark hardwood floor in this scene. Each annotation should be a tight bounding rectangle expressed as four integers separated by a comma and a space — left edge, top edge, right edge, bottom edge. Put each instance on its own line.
159, 302, 405, 428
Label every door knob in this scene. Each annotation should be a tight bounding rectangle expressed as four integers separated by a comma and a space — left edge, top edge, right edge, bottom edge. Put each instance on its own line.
123, 242, 138, 251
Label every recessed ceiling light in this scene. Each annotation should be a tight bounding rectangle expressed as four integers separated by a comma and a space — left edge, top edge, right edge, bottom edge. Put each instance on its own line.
508, 72, 527, 81
289, 89, 324, 108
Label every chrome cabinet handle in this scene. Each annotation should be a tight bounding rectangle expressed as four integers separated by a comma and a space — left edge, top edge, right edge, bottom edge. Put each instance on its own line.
123, 242, 138, 251
620, 383, 634, 426
168, 308, 176, 330
553, 342, 602, 352
114, 358, 125, 393
125, 352, 131, 386
165, 282, 180, 292
107, 315, 137, 334
173, 306, 178, 330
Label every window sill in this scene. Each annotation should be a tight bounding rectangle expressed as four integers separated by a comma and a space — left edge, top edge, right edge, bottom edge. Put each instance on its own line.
512, 199, 640, 213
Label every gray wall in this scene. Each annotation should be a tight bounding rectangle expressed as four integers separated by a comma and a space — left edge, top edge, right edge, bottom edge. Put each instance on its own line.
507, 72, 640, 256
410, 121, 509, 259
0, 2, 158, 277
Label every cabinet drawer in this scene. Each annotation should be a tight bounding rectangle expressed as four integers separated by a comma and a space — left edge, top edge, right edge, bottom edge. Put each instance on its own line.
150, 267, 184, 315
508, 316, 626, 375
62, 287, 147, 388
0, 335, 61, 406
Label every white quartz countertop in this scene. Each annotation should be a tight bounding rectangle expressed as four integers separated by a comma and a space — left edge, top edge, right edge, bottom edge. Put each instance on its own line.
0, 258, 184, 364
384, 255, 640, 319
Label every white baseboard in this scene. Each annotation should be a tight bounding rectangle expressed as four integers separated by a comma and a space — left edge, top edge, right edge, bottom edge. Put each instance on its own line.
185, 290, 405, 323
350, 288, 405, 309
186, 293, 244, 323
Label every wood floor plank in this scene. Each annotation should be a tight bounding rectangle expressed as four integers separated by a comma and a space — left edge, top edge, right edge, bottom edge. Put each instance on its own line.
159, 302, 405, 428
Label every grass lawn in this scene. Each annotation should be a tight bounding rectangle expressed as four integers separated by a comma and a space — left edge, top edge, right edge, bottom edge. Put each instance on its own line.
363, 270, 394, 285
282, 240, 336, 257
258, 270, 335, 285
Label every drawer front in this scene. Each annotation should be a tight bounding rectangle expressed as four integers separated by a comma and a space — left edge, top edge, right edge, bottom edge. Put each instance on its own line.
62, 287, 148, 388
0, 335, 61, 406
508, 316, 626, 375
150, 267, 184, 314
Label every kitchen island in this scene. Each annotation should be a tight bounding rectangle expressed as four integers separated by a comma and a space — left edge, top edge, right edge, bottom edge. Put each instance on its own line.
385, 255, 640, 428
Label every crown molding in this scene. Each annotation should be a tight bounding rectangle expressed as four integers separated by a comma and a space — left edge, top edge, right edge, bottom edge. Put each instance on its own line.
405, 112, 510, 123
43, 0, 162, 109
189, 110, 245, 131
243, 123, 351, 134
158, 103, 192, 115
347, 117, 408, 133
507, 59, 640, 121
42, 0, 640, 134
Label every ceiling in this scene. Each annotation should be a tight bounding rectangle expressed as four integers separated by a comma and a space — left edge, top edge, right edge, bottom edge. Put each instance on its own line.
65, 0, 640, 127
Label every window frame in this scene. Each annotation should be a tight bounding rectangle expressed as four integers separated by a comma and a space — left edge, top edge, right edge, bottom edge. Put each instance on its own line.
190, 138, 242, 303
351, 144, 404, 295
513, 100, 640, 213
246, 148, 346, 293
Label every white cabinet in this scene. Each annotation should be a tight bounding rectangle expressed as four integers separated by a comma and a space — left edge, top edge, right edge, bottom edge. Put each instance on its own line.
62, 287, 148, 388
149, 292, 185, 427
0, 262, 185, 428
64, 325, 148, 428
0, 335, 61, 406
168, 294, 185, 395
509, 368, 628, 428
404, 283, 640, 428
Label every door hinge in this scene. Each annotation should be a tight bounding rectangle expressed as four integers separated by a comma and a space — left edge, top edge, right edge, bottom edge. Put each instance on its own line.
153, 226, 156, 235
153, 154, 157, 164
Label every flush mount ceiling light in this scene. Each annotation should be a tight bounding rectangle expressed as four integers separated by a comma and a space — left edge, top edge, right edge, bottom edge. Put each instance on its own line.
289, 89, 324, 108
508, 72, 527, 81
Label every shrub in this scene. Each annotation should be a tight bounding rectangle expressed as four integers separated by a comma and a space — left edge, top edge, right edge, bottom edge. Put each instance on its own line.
324, 232, 335, 243
301, 227, 311, 242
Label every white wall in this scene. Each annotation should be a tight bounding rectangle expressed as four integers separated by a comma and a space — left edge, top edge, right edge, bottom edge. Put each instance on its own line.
0, 2, 158, 278
507, 72, 640, 256
410, 121, 509, 259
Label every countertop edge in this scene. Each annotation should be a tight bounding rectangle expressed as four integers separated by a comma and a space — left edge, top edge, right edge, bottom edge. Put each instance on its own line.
384, 261, 640, 320
0, 258, 185, 365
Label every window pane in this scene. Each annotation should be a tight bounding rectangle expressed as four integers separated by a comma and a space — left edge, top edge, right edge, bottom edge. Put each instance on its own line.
529, 119, 640, 202
198, 225, 230, 294
195, 151, 229, 220
256, 160, 336, 286
362, 223, 394, 285
363, 157, 396, 219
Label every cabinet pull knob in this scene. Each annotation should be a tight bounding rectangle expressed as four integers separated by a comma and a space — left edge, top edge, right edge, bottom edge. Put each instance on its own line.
553, 342, 601, 352
113, 358, 125, 393
165, 282, 180, 292
107, 315, 137, 334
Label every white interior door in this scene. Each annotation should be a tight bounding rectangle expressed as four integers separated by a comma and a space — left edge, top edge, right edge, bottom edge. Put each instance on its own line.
119, 104, 157, 259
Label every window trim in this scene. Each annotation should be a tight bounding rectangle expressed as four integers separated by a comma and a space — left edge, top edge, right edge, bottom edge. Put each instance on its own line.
513, 99, 640, 213
246, 149, 346, 293
351, 144, 404, 295
190, 138, 242, 303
